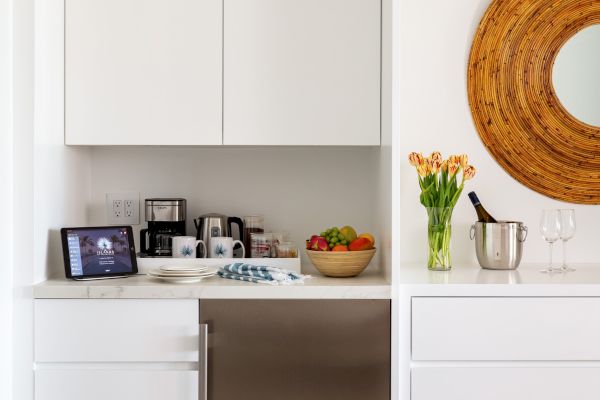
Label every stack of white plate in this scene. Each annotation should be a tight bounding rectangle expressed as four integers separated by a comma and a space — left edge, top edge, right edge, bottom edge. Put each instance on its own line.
147, 265, 217, 283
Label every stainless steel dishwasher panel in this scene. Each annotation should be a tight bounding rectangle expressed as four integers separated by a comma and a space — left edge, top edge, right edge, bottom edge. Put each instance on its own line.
200, 299, 390, 400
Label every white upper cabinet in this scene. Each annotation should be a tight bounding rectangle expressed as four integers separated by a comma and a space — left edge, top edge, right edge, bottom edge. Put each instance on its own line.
223, 0, 381, 146
65, 0, 223, 145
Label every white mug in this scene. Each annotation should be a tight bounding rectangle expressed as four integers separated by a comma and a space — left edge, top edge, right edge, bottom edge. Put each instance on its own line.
172, 236, 206, 258
209, 237, 245, 258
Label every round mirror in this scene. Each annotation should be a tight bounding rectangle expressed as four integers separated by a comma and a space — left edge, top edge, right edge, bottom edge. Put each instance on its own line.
553, 24, 600, 127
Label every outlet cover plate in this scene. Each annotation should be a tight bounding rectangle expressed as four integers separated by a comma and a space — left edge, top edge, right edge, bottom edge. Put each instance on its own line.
106, 192, 140, 225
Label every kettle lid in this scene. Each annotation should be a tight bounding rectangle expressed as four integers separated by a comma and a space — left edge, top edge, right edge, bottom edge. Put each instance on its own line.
199, 213, 227, 219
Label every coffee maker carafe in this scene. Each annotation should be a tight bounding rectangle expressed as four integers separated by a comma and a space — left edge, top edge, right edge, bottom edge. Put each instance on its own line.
194, 213, 244, 258
140, 198, 187, 257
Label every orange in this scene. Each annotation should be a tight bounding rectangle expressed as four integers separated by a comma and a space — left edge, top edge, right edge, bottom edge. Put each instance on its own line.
358, 233, 375, 246
332, 244, 349, 252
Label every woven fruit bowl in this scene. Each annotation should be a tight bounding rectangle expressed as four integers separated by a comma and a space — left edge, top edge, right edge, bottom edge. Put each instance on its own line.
305, 249, 376, 278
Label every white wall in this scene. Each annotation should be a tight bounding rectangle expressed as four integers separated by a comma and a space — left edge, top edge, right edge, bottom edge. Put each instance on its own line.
34, 0, 92, 281
87, 147, 381, 275
12, 0, 34, 398
0, 1, 14, 399
1, 2, 93, 399
399, 0, 600, 265
378, 0, 393, 283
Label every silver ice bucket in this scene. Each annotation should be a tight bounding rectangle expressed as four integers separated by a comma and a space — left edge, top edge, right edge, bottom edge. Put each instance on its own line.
469, 221, 528, 270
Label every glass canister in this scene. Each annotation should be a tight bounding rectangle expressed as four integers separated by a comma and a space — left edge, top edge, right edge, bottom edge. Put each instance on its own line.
276, 242, 297, 258
250, 232, 272, 258
271, 232, 288, 257
243, 215, 265, 257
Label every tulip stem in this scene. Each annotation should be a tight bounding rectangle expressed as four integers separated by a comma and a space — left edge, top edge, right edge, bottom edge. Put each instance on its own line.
427, 207, 452, 271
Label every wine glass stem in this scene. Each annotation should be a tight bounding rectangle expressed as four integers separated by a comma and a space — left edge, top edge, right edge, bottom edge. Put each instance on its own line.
549, 242, 554, 268
562, 240, 567, 267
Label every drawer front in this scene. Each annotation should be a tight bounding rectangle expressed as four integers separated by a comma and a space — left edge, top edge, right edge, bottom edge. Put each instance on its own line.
412, 367, 600, 400
35, 370, 196, 400
35, 299, 198, 362
412, 297, 600, 360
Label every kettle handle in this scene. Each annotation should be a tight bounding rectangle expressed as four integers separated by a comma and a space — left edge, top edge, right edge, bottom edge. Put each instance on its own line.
228, 217, 245, 248
469, 224, 476, 240
194, 218, 200, 231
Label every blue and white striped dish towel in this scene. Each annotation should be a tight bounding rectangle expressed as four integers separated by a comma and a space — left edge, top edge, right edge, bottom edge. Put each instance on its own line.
218, 263, 311, 285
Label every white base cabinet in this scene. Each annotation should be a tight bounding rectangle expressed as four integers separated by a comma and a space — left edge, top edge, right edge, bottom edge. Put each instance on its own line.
412, 367, 600, 400
34, 299, 199, 400
412, 297, 600, 360
35, 370, 197, 400
409, 296, 600, 400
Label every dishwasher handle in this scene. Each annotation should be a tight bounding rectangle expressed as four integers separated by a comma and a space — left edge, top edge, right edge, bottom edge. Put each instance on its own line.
199, 323, 208, 400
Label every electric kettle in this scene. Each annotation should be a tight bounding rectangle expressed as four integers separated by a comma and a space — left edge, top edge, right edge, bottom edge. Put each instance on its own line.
194, 213, 244, 258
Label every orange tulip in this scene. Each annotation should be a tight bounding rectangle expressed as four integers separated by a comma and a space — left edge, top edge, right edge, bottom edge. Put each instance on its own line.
417, 163, 430, 177
458, 154, 469, 168
408, 152, 425, 167
427, 157, 442, 173
448, 162, 460, 176
463, 165, 477, 180
441, 160, 448, 173
430, 151, 443, 163
448, 155, 461, 166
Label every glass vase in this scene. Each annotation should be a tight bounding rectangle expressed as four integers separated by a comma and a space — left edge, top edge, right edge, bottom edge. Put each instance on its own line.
426, 207, 453, 271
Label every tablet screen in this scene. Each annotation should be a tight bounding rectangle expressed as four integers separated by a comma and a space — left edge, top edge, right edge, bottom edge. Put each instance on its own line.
63, 227, 136, 277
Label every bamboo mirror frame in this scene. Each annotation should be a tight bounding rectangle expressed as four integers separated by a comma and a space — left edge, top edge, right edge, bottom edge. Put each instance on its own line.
468, 0, 600, 204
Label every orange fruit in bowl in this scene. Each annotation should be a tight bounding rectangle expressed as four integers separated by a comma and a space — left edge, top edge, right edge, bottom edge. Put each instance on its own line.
348, 237, 373, 251
358, 233, 375, 246
332, 244, 349, 251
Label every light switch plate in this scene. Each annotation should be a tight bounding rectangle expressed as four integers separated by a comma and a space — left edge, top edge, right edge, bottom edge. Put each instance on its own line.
106, 192, 140, 225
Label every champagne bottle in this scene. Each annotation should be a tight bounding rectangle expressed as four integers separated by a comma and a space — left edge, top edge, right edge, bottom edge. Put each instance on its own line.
468, 191, 497, 223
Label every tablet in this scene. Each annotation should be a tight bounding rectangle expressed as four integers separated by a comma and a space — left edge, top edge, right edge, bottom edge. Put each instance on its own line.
61, 226, 138, 279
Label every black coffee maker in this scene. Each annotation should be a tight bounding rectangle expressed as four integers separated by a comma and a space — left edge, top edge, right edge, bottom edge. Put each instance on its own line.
140, 198, 186, 257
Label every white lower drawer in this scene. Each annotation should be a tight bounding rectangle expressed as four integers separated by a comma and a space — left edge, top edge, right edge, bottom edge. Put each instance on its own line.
412, 367, 600, 400
35, 299, 198, 362
412, 297, 600, 360
35, 370, 197, 400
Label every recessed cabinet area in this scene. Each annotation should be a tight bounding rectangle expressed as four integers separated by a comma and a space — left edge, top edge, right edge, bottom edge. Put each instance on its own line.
30, 0, 392, 399
65, 0, 381, 146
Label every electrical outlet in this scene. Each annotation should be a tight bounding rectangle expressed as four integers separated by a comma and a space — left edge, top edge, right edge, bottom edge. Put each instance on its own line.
113, 200, 123, 219
125, 200, 135, 218
106, 193, 140, 225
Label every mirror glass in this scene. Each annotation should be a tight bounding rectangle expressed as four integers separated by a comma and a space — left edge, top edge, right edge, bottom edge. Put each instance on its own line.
553, 24, 600, 127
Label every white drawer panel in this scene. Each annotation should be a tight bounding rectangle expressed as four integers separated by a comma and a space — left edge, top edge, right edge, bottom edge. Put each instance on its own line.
412, 367, 600, 400
35, 299, 198, 362
35, 370, 196, 400
412, 297, 600, 360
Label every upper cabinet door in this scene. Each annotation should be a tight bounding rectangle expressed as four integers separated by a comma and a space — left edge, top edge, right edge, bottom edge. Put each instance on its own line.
223, 0, 381, 146
65, 0, 222, 145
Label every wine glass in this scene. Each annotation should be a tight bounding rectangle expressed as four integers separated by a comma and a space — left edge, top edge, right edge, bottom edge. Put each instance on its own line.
539, 209, 561, 273
559, 209, 576, 272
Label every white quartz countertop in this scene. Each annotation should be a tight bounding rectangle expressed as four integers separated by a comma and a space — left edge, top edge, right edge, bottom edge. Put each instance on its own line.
34, 271, 391, 299
401, 263, 600, 296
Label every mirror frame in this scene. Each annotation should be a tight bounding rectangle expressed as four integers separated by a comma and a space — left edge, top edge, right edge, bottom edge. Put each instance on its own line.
468, 0, 600, 204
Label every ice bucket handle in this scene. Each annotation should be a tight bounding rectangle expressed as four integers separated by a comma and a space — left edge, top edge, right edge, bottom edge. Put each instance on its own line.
518, 225, 528, 242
